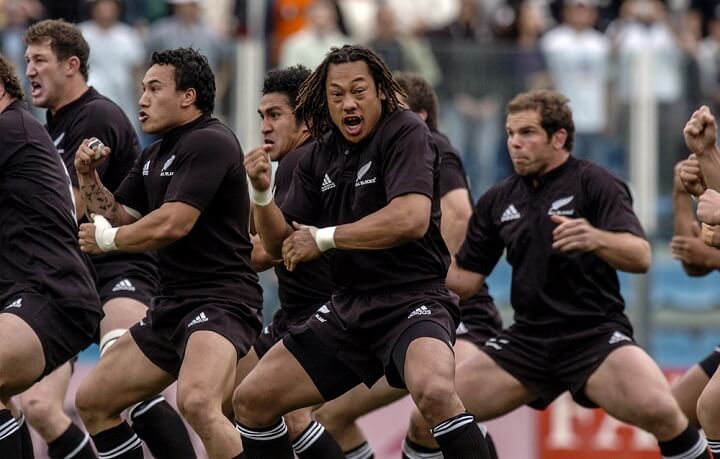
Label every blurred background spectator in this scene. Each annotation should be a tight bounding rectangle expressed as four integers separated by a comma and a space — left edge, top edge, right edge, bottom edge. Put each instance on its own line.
79, 0, 144, 133
146, 0, 234, 116
541, 0, 624, 175
278, 0, 347, 68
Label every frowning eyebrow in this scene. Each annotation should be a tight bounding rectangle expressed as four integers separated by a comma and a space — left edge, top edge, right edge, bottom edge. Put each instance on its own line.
328, 77, 368, 88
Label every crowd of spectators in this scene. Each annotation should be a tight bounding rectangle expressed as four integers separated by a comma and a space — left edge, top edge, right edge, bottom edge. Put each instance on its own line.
2, 0, 720, 234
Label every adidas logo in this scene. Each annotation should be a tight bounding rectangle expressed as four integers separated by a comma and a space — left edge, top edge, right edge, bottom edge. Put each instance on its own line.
112, 279, 136, 292
142, 160, 150, 176
408, 305, 431, 319
547, 195, 575, 216
608, 331, 632, 345
187, 312, 209, 327
500, 204, 521, 222
317, 305, 330, 314
5, 298, 22, 309
321, 174, 336, 192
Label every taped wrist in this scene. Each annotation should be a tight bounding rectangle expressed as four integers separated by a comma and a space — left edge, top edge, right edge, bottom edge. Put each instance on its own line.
314, 227, 336, 252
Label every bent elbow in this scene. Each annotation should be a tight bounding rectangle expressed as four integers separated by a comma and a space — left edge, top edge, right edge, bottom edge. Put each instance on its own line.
398, 211, 430, 241
630, 243, 651, 273
404, 220, 429, 241
159, 220, 194, 243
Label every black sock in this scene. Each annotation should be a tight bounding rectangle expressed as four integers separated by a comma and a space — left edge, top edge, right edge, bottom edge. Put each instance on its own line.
91, 421, 143, 459
345, 440, 374, 459
16, 413, 33, 459
48, 423, 95, 459
235, 418, 293, 459
431, 412, 490, 459
485, 430, 499, 459
708, 439, 720, 456
0, 409, 22, 458
291, 420, 344, 458
658, 425, 710, 459
402, 436, 442, 459
129, 395, 196, 458
232, 453, 246, 459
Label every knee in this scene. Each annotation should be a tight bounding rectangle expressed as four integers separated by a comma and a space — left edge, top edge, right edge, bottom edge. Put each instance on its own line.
697, 386, 720, 431
284, 410, 312, 440
21, 395, 61, 425
314, 406, 349, 434
633, 394, 686, 438
232, 382, 275, 426
75, 380, 104, 427
176, 388, 218, 427
411, 379, 458, 423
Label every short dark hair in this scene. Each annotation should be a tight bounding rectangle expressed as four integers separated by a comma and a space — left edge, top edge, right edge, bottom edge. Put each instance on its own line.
507, 89, 575, 152
0, 55, 25, 101
296, 44, 406, 141
150, 47, 215, 114
262, 65, 311, 122
394, 72, 438, 131
23, 19, 90, 81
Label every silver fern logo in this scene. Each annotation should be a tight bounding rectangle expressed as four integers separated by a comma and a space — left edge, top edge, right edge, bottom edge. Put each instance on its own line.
547, 195, 575, 216
355, 161, 376, 187
160, 155, 176, 177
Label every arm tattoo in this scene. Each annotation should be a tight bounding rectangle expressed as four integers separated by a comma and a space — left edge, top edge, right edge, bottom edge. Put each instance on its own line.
80, 183, 120, 224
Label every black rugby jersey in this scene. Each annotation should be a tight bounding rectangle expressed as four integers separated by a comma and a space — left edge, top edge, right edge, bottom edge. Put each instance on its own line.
434, 130, 497, 322
273, 140, 335, 311
457, 156, 644, 331
46, 87, 138, 192
0, 100, 100, 311
45, 87, 157, 275
115, 115, 262, 304
281, 109, 449, 292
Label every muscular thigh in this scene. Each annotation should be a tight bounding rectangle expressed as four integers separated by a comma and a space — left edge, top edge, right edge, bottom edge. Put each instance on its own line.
454, 339, 483, 365
584, 346, 678, 424
236, 341, 327, 420
100, 297, 147, 336
455, 349, 536, 421
177, 330, 239, 405
81, 332, 174, 416
0, 313, 45, 395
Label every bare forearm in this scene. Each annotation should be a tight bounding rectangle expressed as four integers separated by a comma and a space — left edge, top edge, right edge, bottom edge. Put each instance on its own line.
113, 209, 188, 252
77, 172, 132, 226
254, 202, 293, 258
698, 145, 720, 191
441, 189, 473, 254
446, 258, 486, 300
331, 194, 430, 251
672, 192, 697, 237
594, 231, 651, 273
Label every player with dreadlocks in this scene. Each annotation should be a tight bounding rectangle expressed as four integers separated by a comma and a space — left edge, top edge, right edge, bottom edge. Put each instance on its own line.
234, 44, 492, 459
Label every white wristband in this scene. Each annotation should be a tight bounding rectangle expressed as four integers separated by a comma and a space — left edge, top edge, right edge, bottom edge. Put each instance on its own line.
93, 215, 118, 252
251, 187, 274, 206
315, 226, 336, 252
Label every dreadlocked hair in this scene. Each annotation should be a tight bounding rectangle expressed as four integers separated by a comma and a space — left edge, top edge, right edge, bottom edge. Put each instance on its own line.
296, 44, 406, 141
